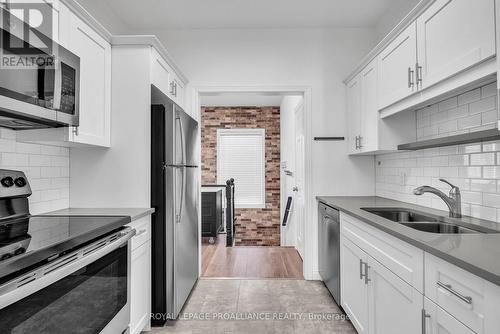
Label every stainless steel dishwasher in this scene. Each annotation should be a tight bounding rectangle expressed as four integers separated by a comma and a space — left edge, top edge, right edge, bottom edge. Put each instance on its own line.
318, 202, 341, 305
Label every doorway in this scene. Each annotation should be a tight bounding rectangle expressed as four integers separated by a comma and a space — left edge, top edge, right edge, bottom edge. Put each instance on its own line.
195, 90, 309, 279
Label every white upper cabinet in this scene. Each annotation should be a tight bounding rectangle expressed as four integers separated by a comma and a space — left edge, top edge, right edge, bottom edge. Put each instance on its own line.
416, 0, 496, 89
377, 23, 418, 110
17, 1, 112, 147
347, 0, 497, 119
346, 60, 416, 156
360, 60, 378, 153
68, 13, 111, 147
347, 74, 362, 154
151, 48, 187, 110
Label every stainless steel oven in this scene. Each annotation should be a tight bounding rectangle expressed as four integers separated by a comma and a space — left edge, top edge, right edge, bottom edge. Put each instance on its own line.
0, 7, 79, 129
0, 227, 135, 334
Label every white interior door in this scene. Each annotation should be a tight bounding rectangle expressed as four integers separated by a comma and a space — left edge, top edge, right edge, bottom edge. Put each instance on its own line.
294, 101, 305, 259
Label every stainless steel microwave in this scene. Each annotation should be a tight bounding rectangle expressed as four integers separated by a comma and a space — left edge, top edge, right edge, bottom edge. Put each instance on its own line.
0, 8, 79, 129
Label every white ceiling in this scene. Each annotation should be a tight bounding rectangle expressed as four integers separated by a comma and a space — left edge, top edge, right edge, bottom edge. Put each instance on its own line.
77, 0, 406, 31
200, 92, 290, 107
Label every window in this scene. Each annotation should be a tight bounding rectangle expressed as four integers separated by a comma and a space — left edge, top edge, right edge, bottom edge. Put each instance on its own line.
217, 129, 265, 208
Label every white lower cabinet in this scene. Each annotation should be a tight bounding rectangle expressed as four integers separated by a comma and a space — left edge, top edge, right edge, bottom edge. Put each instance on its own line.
341, 237, 369, 334
127, 216, 152, 334
130, 240, 151, 334
424, 297, 475, 334
341, 233, 422, 334
339, 212, 500, 334
367, 256, 422, 334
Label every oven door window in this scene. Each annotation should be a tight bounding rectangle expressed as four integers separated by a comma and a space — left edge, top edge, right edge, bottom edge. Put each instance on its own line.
0, 245, 128, 334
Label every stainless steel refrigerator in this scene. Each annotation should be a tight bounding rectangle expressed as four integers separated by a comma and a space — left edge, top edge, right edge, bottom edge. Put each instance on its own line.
151, 96, 199, 325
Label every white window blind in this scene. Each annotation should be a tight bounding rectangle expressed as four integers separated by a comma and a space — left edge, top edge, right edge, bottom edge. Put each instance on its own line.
217, 129, 265, 208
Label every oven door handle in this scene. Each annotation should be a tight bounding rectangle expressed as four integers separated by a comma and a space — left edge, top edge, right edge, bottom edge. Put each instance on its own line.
0, 228, 136, 309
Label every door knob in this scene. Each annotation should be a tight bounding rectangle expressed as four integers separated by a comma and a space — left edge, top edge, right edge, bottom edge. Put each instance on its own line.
292, 186, 299, 192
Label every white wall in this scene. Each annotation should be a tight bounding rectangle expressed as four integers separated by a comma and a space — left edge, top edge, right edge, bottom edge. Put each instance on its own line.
142, 28, 377, 278
69, 46, 152, 208
0, 129, 69, 214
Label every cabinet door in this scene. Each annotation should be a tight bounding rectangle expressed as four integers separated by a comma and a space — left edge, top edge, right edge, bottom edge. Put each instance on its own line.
368, 256, 422, 334
347, 74, 362, 154
424, 297, 475, 334
69, 14, 111, 147
318, 207, 326, 279
341, 236, 369, 334
417, 0, 495, 89
130, 240, 151, 334
171, 75, 185, 110
378, 22, 417, 110
360, 60, 378, 153
151, 48, 173, 98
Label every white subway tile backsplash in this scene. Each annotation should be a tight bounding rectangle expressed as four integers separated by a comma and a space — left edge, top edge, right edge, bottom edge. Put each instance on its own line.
0, 129, 69, 215
481, 82, 497, 98
470, 153, 496, 166
482, 109, 498, 125
458, 89, 480, 106
483, 193, 500, 208
469, 95, 496, 115
458, 114, 482, 130
438, 97, 458, 111
470, 179, 497, 193
484, 166, 500, 179
483, 140, 500, 152
376, 83, 500, 223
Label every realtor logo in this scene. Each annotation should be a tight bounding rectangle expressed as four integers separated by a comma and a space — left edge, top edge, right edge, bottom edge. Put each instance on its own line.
1, 0, 56, 69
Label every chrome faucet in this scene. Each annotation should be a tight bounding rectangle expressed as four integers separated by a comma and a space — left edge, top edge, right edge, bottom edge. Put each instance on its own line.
413, 179, 462, 218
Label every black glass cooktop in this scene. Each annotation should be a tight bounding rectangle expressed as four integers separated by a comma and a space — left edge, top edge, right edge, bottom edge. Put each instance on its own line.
0, 215, 131, 283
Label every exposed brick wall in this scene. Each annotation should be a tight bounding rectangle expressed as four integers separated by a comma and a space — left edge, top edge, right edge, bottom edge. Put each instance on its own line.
201, 106, 281, 246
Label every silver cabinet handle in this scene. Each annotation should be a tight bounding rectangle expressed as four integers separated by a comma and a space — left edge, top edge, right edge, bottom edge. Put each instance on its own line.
355, 136, 360, 150
408, 67, 415, 88
360, 260, 370, 284
359, 259, 364, 280
421, 309, 431, 334
358, 136, 363, 149
364, 262, 370, 284
437, 281, 472, 304
416, 63, 423, 88
170, 81, 176, 96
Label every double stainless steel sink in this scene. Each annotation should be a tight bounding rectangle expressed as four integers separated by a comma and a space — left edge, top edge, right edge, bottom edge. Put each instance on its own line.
361, 207, 498, 234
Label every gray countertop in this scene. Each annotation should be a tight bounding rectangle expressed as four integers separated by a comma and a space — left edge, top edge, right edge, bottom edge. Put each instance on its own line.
316, 196, 500, 287
44, 208, 155, 222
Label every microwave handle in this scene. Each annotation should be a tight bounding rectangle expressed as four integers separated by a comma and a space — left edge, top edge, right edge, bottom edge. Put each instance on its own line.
52, 57, 62, 110
0, 228, 135, 309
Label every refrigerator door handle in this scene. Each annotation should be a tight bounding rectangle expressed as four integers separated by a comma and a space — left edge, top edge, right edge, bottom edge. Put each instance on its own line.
176, 166, 186, 224
176, 115, 186, 165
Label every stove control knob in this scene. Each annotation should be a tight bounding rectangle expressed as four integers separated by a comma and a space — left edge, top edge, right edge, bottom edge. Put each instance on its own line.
14, 177, 26, 187
1, 177, 14, 187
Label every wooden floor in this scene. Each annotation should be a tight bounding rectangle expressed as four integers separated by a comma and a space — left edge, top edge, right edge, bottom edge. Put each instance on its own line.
201, 235, 304, 279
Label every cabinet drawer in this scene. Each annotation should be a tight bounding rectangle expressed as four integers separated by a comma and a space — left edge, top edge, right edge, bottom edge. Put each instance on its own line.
340, 213, 424, 292
127, 216, 151, 251
425, 253, 493, 333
